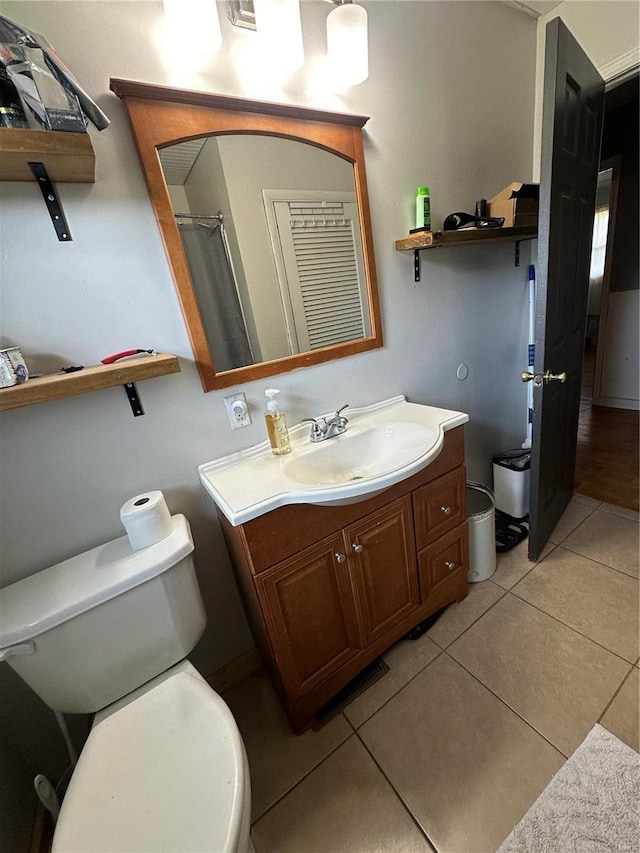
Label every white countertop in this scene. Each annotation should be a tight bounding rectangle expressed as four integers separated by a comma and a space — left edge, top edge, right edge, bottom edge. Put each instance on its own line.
198, 396, 468, 526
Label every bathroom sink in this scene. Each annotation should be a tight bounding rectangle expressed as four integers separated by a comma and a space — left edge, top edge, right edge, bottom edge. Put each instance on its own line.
283, 423, 435, 487
198, 395, 469, 525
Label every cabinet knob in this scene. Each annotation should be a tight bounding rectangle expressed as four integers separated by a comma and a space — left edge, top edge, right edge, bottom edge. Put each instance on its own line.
440, 506, 452, 515
335, 552, 347, 564
445, 560, 455, 571
352, 543, 364, 553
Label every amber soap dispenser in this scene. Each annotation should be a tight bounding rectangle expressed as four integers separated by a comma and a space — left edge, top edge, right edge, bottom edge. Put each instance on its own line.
264, 389, 291, 456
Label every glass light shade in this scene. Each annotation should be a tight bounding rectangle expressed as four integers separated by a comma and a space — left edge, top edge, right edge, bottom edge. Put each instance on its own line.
163, 0, 222, 56
253, 0, 305, 73
326, 2, 368, 86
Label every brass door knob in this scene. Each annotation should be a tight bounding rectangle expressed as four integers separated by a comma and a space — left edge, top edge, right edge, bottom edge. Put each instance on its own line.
544, 370, 567, 384
522, 370, 567, 384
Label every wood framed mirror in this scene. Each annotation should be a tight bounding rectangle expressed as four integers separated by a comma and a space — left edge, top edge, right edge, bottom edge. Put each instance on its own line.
110, 79, 383, 391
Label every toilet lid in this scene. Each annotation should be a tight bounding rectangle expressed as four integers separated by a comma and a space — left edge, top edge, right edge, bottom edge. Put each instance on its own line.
52, 667, 247, 852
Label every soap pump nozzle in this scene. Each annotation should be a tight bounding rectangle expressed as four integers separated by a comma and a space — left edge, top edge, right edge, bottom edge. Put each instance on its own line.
265, 388, 280, 413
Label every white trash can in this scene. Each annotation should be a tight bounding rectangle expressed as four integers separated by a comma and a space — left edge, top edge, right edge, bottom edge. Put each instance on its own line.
467, 483, 496, 582
492, 449, 531, 519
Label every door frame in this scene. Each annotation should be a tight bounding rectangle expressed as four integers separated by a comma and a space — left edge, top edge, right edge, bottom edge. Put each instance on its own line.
591, 155, 630, 408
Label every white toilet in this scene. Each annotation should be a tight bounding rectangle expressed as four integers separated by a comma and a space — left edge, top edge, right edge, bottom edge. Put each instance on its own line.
0, 513, 253, 853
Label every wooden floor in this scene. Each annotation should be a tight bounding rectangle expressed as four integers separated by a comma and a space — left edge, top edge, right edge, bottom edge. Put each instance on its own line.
574, 348, 639, 511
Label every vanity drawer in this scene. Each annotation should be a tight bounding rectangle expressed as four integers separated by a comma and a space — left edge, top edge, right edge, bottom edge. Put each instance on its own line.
418, 523, 469, 600
413, 466, 466, 550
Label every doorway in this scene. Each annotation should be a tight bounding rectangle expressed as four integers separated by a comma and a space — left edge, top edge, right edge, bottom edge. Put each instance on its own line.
574, 73, 639, 511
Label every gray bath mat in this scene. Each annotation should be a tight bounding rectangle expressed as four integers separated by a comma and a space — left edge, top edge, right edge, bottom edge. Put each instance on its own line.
499, 724, 639, 852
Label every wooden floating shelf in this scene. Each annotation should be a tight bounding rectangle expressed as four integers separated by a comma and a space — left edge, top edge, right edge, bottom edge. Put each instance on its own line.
0, 128, 95, 183
0, 354, 180, 412
396, 225, 538, 281
395, 225, 537, 252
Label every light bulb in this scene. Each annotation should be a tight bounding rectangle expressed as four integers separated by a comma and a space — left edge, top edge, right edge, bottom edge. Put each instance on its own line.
326, 2, 368, 87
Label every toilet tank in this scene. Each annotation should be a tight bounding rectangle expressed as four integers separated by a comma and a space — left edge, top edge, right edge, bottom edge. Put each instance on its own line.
0, 515, 206, 714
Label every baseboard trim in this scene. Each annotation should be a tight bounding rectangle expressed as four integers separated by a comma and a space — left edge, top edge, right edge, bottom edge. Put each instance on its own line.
592, 397, 640, 411
205, 647, 263, 694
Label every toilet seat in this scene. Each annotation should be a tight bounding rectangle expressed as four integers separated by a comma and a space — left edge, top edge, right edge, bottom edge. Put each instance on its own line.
53, 661, 249, 853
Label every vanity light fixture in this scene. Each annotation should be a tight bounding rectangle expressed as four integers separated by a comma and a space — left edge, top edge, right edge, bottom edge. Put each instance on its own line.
326, 0, 368, 86
228, 0, 304, 73
253, 0, 304, 72
227, 0, 256, 30
163, 0, 222, 56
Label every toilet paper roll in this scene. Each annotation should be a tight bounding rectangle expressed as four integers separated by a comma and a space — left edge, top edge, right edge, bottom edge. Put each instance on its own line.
120, 491, 173, 551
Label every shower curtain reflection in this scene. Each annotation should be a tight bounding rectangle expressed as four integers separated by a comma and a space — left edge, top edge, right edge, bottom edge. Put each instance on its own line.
177, 218, 254, 372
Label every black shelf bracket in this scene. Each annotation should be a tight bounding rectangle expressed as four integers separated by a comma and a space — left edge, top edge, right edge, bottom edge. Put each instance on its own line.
123, 382, 145, 417
515, 235, 537, 267
414, 250, 421, 282
28, 162, 73, 242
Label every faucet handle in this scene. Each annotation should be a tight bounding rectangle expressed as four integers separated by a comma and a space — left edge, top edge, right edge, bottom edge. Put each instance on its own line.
301, 418, 324, 440
335, 404, 349, 421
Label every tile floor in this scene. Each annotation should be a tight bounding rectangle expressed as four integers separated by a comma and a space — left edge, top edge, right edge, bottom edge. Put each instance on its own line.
222, 495, 639, 853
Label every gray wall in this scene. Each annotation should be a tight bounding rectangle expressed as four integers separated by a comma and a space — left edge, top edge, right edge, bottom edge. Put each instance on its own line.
0, 0, 536, 843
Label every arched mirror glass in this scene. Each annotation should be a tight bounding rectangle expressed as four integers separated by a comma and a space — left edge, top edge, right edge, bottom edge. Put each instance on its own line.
110, 79, 383, 391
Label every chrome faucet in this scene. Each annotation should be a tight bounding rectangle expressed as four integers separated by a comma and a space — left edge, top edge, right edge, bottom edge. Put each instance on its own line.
302, 405, 349, 442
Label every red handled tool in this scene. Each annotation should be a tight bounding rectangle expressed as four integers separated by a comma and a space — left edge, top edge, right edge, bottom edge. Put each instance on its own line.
101, 349, 156, 365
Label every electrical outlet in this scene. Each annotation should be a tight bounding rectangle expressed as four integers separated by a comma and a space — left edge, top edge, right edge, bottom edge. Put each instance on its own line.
224, 393, 252, 429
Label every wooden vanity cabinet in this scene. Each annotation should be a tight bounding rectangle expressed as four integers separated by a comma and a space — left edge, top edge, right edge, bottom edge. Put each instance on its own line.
218, 426, 469, 732
255, 495, 420, 704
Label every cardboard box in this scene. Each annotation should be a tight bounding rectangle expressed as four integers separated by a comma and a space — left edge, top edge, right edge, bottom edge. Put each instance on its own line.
488, 182, 539, 228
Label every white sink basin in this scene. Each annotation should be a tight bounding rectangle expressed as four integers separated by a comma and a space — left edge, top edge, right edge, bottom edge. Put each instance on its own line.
283, 423, 436, 487
198, 396, 468, 525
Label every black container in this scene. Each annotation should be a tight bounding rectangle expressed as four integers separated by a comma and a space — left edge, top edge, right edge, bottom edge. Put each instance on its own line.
0, 72, 27, 128
475, 198, 487, 218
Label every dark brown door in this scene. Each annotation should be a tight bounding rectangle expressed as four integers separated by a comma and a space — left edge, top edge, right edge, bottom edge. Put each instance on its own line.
528, 18, 605, 559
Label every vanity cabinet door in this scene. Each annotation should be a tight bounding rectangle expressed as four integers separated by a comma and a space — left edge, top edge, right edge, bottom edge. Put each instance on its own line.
255, 534, 362, 701
345, 496, 420, 647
